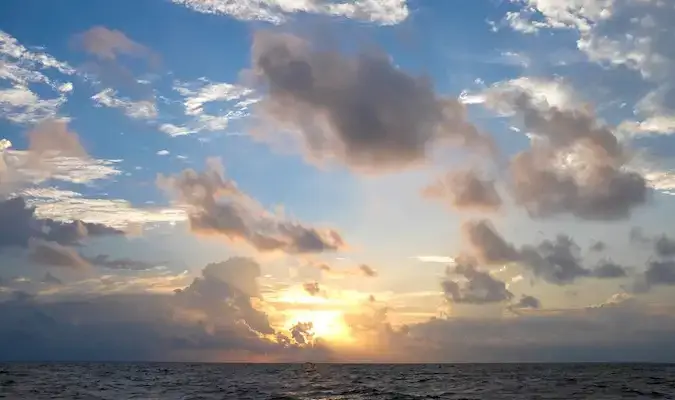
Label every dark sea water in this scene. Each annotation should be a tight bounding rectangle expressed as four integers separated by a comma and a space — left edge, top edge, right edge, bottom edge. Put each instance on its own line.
1, 363, 674, 399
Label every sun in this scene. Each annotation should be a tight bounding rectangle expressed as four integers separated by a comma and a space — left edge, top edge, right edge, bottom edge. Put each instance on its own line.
284, 310, 354, 343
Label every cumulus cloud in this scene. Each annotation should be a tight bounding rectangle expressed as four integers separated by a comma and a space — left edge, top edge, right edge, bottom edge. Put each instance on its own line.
88, 255, 162, 271
487, 84, 647, 220
461, 219, 629, 285
73, 26, 157, 62
171, 0, 409, 25
511, 294, 541, 310
655, 235, 675, 258
158, 159, 344, 254
0, 257, 326, 361
248, 31, 493, 172
442, 259, 514, 304
423, 170, 502, 211
462, 220, 519, 266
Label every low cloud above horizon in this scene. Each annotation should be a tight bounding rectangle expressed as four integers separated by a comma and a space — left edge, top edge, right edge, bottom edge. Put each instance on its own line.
1, 0, 675, 363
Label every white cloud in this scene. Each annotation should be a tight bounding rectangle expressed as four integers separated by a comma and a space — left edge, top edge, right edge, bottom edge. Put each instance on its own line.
92, 88, 158, 120
20, 187, 187, 229
413, 256, 456, 264
0, 30, 74, 125
171, 0, 409, 25
164, 79, 259, 135
2, 150, 122, 187
504, 1, 675, 136
156, 150, 170, 156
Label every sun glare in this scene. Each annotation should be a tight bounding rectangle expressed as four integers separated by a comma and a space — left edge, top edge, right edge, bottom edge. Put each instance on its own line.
285, 310, 354, 343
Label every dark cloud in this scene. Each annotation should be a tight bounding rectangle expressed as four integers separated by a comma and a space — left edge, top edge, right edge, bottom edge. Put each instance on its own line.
460, 219, 630, 285
497, 92, 648, 220
88, 255, 162, 271
303, 282, 321, 296
0, 197, 122, 250
589, 240, 607, 252
442, 259, 513, 304
423, 170, 501, 211
158, 159, 345, 254
28, 239, 91, 270
462, 220, 519, 265
644, 260, 675, 288
358, 264, 377, 277
289, 322, 314, 345
591, 261, 628, 279
655, 235, 675, 258
0, 257, 332, 361
42, 272, 63, 285
630, 227, 652, 245
512, 295, 541, 309
249, 31, 493, 172
520, 235, 589, 285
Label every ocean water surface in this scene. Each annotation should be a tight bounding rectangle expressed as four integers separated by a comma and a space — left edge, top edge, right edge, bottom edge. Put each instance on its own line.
0, 363, 673, 399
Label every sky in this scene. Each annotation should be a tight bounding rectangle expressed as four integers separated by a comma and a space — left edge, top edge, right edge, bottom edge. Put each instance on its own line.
2, 0, 675, 363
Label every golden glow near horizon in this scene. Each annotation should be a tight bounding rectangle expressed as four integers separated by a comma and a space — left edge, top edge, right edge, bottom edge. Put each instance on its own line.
284, 309, 355, 343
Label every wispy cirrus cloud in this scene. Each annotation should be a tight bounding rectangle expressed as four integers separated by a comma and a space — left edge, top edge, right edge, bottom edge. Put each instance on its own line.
170, 0, 409, 25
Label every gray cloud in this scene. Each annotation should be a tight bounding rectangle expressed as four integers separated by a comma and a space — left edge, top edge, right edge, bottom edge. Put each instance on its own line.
289, 322, 314, 345
249, 31, 493, 172
485, 88, 648, 220
89, 255, 162, 271
358, 264, 377, 277
442, 259, 513, 305
28, 239, 91, 270
461, 219, 627, 285
423, 170, 501, 211
72, 26, 156, 62
591, 261, 629, 279
158, 159, 345, 254
42, 272, 63, 285
589, 240, 607, 252
655, 235, 675, 258
303, 282, 321, 296
0, 197, 122, 250
644, 260, 675, 288
0, 257, 332, 361
462, 220, 519, 266
27, 120, 87, 159
512, 295, 541, 310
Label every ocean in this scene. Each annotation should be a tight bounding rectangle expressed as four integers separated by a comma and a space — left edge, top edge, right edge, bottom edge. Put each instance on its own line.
0, 363, 673, 399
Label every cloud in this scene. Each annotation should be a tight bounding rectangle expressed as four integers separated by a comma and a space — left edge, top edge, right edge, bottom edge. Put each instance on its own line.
249, 31, 493, 172
655, 235, 675, 258
589, 240, 606, 252
504, 1, 675, 137
423, 170, 502, 212
358, 264, 377, 277
73, 26, 156, 62
163, 79, 258, 135
413, 256, 455, 264
88, 255, 162, 271
591, 261, 628, 279
28, 239, 91, 270
461, 219, 628, 285
157, 150, 170, 156
0, 30, 74, 125
92, 88, 158, 120
42, 272, 63, 285
302, 282, 321, 296
289, 321, 314, 345
462, 220, 519, 266
27, 119, 87, 158
501, 90, 646, 220
21, 188, 186, 230
170, 0, 409, 25
512, 295, 541, 310
645, 260, 675, 286
442, 259, 514, 305
0, 196, 122, 250
158, 158, 345, 254
0, 257, 324, 361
